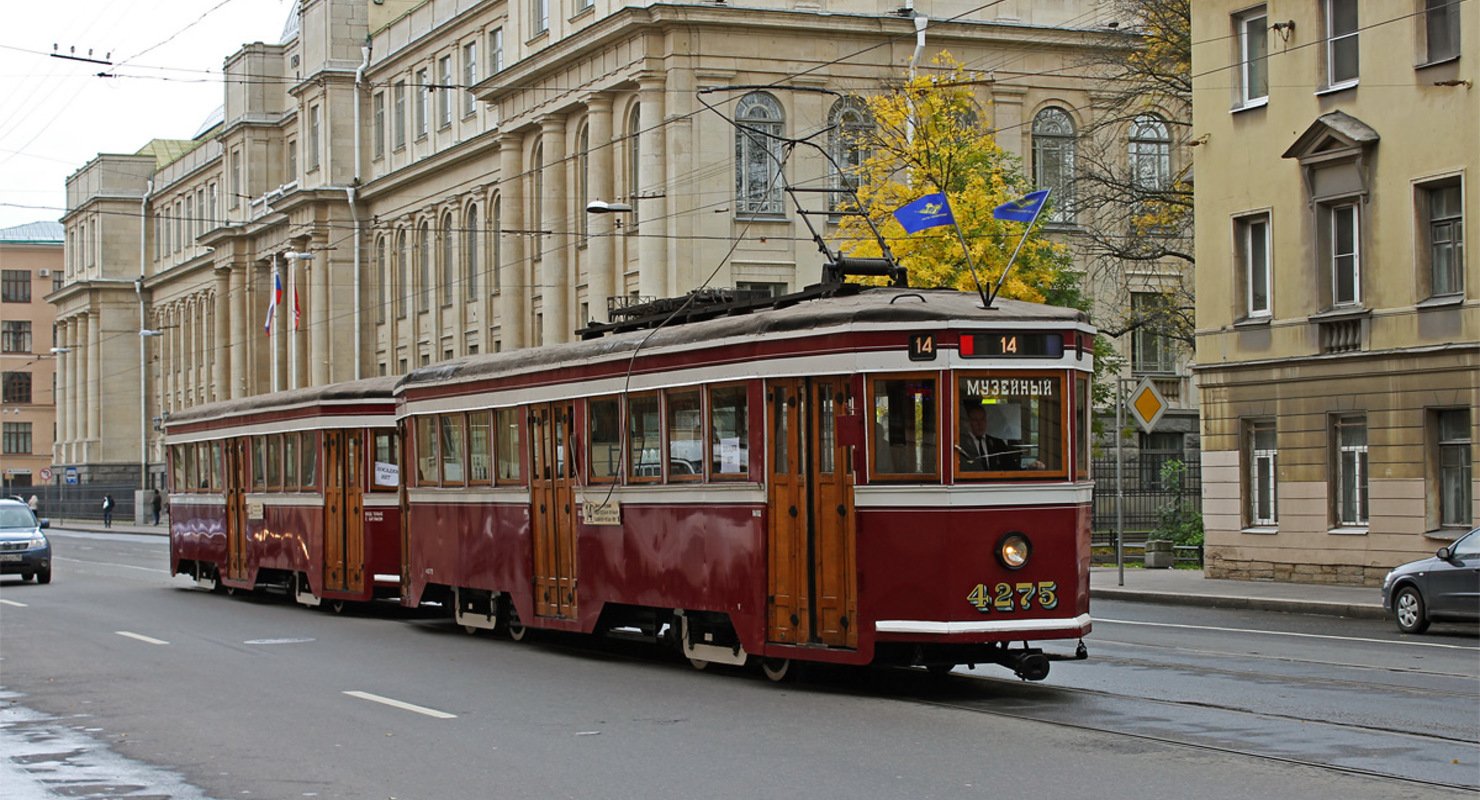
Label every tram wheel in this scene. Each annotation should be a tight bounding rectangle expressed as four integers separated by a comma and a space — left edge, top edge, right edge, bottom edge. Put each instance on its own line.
503, 596, 528, 641
688, 658, 709, 671
464, 624, 480, 636
329, 599, 346, 615
760, 658, 792, 683
224, 585, 237, 597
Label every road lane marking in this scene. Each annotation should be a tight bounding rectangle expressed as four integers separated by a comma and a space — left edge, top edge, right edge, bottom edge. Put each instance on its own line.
343, 691, 456, 719
115, 631, 170, 645
1, 599, 27, 608
1097, 618, 1478, 650
56, 556, 168, 574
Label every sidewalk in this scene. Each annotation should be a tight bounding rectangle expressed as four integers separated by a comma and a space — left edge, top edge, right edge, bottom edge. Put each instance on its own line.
48, 519, 168, 537
1092, 565, 1386, 620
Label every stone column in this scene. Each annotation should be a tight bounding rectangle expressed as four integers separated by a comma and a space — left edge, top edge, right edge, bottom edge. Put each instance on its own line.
214, 269, 229, 399
68, 318, 81, 449
53, 320, 67, 456
497, 133, 527, 350
311, 248, 329, 386
586, 94, 615, 324
76, 314, 90, 449
540, 115, 568, 345
230, 264, 247, 399
637, 74, 668, 301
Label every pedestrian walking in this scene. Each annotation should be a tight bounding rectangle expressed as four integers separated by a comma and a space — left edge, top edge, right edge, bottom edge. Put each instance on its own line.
102, 494, 115, 528
27, 494, 38, 514
151, 489, 162, 525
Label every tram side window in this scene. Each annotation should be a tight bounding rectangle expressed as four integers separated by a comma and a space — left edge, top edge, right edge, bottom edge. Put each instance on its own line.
252, 437, 267, 491
283, 432, 299, 491
1075, 374, 1090, 477
468, 411, 491, 484
210, 441, 222, 492
169, 445, 184, 493
372, 430, 400, 491
588, 397, 621, 481
871, 377, 938, 478
266, 434, 283, 490
667, 388, 702, 480
495, 408, 522, 483
183, 444, 198, 493
197, 442, 213, 491
441, 413, 466, 486
300, 432, 317, 489
415, 416, 439, 485
709, 384, 749, 478
955, 374, 1064, 476
628, 393, 661, 480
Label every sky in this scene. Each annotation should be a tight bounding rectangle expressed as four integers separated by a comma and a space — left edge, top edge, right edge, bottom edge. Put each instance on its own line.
0, 0, 294, 230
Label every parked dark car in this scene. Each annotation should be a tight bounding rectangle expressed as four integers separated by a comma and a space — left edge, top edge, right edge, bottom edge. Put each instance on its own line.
0, 498, 51, 584
1381, 526, 1479, 633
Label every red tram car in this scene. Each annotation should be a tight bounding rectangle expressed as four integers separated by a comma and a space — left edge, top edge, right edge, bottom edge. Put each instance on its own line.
164, 377, 403, 608
397, 286, 1096, 680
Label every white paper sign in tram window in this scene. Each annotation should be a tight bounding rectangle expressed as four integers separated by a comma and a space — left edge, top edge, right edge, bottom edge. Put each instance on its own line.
374, 461, 400, 488
720, 438, 742, 473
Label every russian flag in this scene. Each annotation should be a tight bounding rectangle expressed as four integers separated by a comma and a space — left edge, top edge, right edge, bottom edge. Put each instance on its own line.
263, 270, 282, 335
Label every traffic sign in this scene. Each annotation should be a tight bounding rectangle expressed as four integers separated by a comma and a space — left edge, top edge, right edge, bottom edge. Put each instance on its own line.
1127, 377, 1168, 434
64, 467, 79, 485
39, 468, 51, 482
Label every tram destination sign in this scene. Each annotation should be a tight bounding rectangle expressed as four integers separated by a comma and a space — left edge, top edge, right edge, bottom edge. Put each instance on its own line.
959, 332, 1063, 358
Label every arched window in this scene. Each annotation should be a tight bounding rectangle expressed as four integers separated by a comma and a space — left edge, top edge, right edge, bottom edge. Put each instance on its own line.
440, 212, 455, 307
735, 92, 784, 217
1032, 107, 1076, 223
626, 105, 640, 227
827, 96, 872, 213
465, 203, 479, 300
576, 123, 590, 242
531, 139, 544, 257
395, 229, 409, 320
490, 196, 501, 294
418, 220, 431, 312
1129, 114, 1171, 192
375, 236, 388, 324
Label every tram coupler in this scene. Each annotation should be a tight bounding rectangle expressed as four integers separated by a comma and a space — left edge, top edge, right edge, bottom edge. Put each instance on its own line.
985, 644, 1052, 681
1046, 639, 1090, 662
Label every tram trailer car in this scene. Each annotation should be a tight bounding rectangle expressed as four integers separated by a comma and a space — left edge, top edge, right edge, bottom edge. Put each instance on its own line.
397, 287, 1095, 681
164, 377, 403, 607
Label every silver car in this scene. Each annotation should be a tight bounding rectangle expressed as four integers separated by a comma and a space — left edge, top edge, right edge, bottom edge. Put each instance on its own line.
1381, 527, 1480, 634
0, 499, 52, 584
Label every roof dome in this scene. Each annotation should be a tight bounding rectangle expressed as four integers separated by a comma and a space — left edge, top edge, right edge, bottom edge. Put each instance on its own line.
280, 1, 301, 44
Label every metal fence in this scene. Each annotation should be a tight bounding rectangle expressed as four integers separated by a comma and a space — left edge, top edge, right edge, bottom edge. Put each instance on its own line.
1091, 456, 1201, 547
9, 484, 137, 524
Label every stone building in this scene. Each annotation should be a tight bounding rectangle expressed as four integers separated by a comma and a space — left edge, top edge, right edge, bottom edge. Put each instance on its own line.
1192, 1, 1477, 583
0, 222, 62, 493
58, 0, 1173, 489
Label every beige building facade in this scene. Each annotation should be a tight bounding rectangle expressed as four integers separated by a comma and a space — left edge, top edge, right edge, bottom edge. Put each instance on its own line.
0, 222, 62, 492
59, 0, 1155, 488
1192, 1, 1478, 584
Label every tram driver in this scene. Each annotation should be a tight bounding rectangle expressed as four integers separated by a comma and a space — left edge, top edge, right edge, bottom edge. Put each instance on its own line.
958, 400, 1043, 471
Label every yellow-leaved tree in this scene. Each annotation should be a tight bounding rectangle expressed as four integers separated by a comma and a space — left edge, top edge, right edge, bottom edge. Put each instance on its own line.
832, 53, 1080, 307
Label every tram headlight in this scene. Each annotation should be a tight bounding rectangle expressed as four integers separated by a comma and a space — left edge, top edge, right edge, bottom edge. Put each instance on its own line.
996, 532, 1030, 570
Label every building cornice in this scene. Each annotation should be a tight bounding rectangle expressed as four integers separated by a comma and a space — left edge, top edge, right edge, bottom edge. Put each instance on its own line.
360, 128, 502, 204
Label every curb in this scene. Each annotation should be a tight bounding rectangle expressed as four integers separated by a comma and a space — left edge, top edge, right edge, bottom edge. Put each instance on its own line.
1092, 587, 1388, 620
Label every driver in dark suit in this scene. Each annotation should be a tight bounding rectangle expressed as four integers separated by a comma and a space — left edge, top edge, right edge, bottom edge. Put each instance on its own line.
958, 404, 1016, 471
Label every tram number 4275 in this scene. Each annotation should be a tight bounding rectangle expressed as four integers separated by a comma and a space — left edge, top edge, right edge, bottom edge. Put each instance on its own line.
967, 581, 1059, 613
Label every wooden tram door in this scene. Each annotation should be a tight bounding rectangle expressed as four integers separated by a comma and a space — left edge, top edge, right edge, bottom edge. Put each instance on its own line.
767, 378, 858, 648
322, 429, 366, 594
530, 403, 578, 619
224, 438, 249, 582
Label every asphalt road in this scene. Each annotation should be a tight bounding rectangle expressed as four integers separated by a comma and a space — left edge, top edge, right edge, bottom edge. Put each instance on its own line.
1, 530, 1476, 799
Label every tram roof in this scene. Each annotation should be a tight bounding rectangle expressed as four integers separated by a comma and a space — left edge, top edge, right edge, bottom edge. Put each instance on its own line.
398, 287, 1090, 394
165, 375, 399, 429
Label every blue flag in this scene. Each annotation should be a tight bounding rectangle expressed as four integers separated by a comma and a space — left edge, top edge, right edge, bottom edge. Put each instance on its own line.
992, 189, 1050, 223
892, 192, 956, 233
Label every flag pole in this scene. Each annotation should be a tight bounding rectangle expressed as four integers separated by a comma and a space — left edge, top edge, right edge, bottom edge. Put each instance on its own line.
270, 255, 280, 393
946, 211, 990, 309
986, 188, 1050, 308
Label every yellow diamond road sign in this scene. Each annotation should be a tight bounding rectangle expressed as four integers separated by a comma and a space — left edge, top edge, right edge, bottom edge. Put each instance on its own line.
1129, 377, 1168, 434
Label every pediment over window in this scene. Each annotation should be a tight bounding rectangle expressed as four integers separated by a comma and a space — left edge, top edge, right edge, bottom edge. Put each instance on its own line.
1281, 112, 1379, 204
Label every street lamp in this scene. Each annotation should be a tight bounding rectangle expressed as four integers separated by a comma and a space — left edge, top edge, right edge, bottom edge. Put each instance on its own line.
585, 200, 633, 214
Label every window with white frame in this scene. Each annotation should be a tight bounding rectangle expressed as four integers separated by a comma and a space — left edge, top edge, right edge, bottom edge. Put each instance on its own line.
1425, 0, 1460, 63
373, 92, 385, 159
416, 69, 429, 137
627, 105, 641, 228
1032, 107, 1076, 223
1324, 0, 1359, 88
1247, 419, 1278, 526
462, 42, 477, 117
1129, 114, 1171, 193
438, 56, 452, 129
1131, 292, 1177, 374
1329, 201, 1360, 305
394, 81, 407, 149
1333, 415, 1368, 526
1435, 408, 1472, 529
827, 96, 872, 214
533, 0, 549, 34
735, 92, 785, 217
1237, 213, 1271, 318
1236, 6, 1269, 106
490, 29, 504, 73
1420, 178, 1464, 297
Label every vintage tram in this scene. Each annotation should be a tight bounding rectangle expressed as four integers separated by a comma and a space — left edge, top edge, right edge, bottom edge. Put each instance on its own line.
164, 376, 402, 608
396, 285, 1095, 680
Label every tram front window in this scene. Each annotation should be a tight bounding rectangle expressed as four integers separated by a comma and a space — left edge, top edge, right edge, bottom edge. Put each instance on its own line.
956, 374, 1064, 477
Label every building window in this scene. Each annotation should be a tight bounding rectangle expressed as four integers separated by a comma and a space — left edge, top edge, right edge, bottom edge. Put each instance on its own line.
1131, 292, 1177, 374
1425, 0, 1460, 64
174, 201, 183, 251
827, 96, 872, 214
491, 196, 501, 294
1247, 419, 1278, 527
465, 203, 479, 300
490, 28, 504, 73
1, 270, 30, 303
1420, 178, 1464, 298
307, 104, 321, 171
418, 221, 431, 312
462, 42, 478, 117
376, 237, 387, 324
2, 320, 32, 353
440, 213, 454, 307
394, 80, 407, 149
1236, 6, 1269, 106
1433, 409, 1474, 529
373, 92, 386, 159
735, 91, 785, 217
396, 230, 408, 320
2, 422, 32, 455
576, 123, 590, 243
415, 69, 429, 138
196, 188, 205, 235
531, 140, 544, 252
1236, 213, 1271, 318
287, 138, 298, 180
1031, 107, 1076, 223
1333, 415, 1368, 527
1324, 0, 1359, 88
209, 183, 217, 226
2, 372, 32, 404
1138, 431, 1184, 487
626, 105, 641, 227
438, 56, 452, 129
533, 0, 549, 34
1329, 202, 1360, 305
230, 150, 241, 209
1129, 114, 1171, 193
